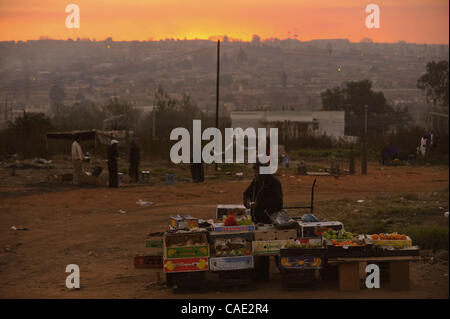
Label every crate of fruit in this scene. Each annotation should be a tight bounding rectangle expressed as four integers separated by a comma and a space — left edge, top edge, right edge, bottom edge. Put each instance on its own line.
208, 231, 254, 243
170, 215, 199, 230
298, 221, 344, 238
216, 204, 249, 219
369, 233, 412, 249
164, 231, 210, 259
212, 215, 255, 232
212, 236, 252, 257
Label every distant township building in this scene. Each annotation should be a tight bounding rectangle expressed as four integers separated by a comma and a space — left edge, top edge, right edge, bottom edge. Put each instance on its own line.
230, 110, 347, 141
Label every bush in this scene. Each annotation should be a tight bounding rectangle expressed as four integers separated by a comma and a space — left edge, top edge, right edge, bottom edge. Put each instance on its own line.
404, 226, 449, 251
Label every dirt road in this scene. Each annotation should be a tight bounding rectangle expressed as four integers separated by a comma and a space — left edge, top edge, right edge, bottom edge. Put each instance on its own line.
0, 164, 448, 298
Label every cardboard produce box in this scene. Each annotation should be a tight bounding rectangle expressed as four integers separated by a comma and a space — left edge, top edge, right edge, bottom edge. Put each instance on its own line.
164, 232, 209, 259
254, 228, 297, 241
145, 238, 163, 248
145, 247, 163, 256
170, 215, 199, 230
252, 240, 295, 255
163, 257, 209, 273
209, 256, 254, 271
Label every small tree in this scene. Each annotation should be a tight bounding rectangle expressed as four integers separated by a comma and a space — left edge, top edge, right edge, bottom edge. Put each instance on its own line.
321, 79, 409, 136
417, 60, 449, 107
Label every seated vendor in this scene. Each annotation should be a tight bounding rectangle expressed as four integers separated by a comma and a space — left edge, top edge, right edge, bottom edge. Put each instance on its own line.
243, 161, 283, 224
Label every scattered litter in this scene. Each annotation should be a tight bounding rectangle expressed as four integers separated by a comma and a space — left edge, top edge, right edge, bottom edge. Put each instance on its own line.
136, 199, 154, 206
356, 200, 365, 203
444, 212, 449, 218
36, 158, 52, 164
118, 210, 126, 214
4, 246, 11, 252
235, 172, 243, 176
88, 251, 98, 257
11, 226, 28, 231
147, 281, 167, 290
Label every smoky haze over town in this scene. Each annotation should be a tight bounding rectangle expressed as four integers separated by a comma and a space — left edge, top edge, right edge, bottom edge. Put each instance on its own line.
1, 37, 448, 132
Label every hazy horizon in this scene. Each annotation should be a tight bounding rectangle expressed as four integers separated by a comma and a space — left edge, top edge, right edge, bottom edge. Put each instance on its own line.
1, 36, 448, 46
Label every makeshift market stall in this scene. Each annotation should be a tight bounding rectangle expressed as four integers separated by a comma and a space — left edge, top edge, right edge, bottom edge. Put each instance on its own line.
137, 205, 420, 293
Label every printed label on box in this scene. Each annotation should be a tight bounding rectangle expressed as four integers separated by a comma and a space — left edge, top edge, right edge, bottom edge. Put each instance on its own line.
165, 245, 209, 259
209, 256, 254, 271
213, 224, 255, 232
163, 257, 209, 273
279, 256, 323, 269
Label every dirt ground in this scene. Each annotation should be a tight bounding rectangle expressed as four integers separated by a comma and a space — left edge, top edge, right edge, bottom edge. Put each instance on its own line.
0, 163, 448, 299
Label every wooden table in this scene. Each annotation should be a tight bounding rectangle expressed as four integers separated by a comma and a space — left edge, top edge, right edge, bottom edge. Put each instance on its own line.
327, 256, 420, 291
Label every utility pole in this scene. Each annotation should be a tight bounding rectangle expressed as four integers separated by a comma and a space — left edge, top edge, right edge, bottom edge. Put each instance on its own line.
215, 40, 220, 171
362, 105, 368, 175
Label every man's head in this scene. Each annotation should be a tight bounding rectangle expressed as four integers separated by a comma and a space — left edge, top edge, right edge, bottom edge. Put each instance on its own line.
253, 161, 270, 180
131, 138, 136, 146
74, 135, 81, 143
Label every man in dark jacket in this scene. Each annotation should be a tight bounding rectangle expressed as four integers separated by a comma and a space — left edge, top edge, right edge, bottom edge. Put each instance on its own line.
243, 163, 283, 224
244, 162, 283, 282
129, 139, 140, 182
108, 140, 119, 188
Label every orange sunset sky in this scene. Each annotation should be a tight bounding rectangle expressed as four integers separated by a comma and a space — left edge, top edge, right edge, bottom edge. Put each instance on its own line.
0, 0, 448, 43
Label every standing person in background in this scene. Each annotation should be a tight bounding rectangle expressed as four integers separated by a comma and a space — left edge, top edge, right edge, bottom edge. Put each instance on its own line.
129, 139, 140, 182
108, 140, 119, 188
71, 136, 83, 185
419, 135, 427, 157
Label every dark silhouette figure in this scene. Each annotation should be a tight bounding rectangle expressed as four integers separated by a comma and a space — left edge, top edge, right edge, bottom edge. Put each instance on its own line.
243, 163, 283, 224
108, 140, 119, 188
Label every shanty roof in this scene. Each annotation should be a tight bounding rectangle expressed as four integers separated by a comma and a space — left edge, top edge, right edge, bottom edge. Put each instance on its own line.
46, 129, 96, 140
46, 129, 129, 146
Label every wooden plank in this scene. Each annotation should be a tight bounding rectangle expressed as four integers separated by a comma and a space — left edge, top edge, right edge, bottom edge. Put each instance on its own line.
328, 256, 420, 264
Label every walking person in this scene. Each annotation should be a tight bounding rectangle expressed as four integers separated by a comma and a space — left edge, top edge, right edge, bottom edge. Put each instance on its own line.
108, 140, 119, 188
71, 136, 83, 185
129, 139, 140, 182
419, 135, 427, 157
